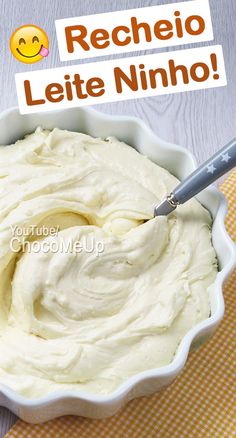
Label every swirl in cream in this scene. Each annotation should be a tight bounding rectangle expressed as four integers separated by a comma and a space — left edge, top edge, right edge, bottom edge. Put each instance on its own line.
0, 128, 217, 398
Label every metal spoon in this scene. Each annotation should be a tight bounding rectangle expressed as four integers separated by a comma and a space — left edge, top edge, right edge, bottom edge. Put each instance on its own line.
154, 138, 236, 217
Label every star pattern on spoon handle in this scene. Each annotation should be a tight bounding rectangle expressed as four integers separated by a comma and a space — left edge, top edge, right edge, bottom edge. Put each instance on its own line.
221, 153, 231, 163
207, 164, 216, 174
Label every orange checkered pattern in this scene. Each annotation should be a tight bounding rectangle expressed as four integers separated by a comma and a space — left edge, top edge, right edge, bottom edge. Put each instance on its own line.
5, 171, 236, 438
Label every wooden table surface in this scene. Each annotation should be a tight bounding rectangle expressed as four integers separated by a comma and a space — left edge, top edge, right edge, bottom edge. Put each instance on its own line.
0, 0, 235, 435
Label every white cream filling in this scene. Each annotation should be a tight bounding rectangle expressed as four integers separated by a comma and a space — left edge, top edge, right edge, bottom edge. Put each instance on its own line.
0, 128, 217, 398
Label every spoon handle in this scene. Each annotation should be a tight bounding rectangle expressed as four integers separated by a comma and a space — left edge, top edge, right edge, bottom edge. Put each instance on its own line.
173, 138, 236, 204
154, 139, 236, 217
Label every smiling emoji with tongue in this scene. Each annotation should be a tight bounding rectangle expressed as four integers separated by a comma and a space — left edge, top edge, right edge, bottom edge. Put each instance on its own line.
10, 25, 49, 64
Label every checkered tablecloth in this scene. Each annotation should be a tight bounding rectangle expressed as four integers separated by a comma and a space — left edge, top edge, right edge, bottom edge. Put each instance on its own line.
5, 171, 236, 438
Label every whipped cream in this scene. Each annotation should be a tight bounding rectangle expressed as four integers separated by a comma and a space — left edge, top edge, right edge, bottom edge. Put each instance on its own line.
0, 128, 217, 398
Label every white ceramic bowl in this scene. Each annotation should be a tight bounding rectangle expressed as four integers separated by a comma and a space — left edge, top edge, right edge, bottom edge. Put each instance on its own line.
0, 107, 235, 423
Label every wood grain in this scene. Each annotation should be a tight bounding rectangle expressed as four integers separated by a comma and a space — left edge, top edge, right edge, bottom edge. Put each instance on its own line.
0, 409, 17, 437
0, 0, 235, 435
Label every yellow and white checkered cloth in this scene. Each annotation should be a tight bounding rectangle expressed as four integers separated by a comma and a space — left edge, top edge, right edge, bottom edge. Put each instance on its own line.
5, 171, 236, 438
